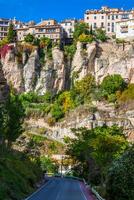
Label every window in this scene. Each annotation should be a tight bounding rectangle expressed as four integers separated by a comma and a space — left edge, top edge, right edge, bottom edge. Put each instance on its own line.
112, 27, 114, 32
87, 17, 89, 20
112, 22, 114, 27
108, 15, 110, 20
102, 16, 104, 19
108, 28, 110, 32
101, 22, 104, 28
122, 14, 129, 19
94, 23, 97, 28
108, 23, 110, 26
116, 15, 118, 19
112, 15, 114, 20
94, 15, 97, 20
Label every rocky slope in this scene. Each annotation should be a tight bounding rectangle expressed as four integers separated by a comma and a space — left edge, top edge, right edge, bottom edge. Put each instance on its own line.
25, 103, 134, 142
0, 41, 134, 141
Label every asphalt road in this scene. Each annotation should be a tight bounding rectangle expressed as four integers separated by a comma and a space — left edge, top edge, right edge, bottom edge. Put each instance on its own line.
26, 178, 91, 200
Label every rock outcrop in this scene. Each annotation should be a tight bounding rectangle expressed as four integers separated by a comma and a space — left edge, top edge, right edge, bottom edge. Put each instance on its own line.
0, 64, 9, 102
0, 42, 134, 94
95, 42, 134, 83
71, 42, 96, 80
25, 103, 134, 142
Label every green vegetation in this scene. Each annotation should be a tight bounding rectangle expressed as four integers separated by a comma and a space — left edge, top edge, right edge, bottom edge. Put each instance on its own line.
73, 22, 90, 41
0, 150, 42, 200
99, 74, 127, 102
65, 125, 129, 198
106, 145, 134, 200
64, 44, 76, 59
78, 33, 94, 43
7, 23, 16, 43
40, 156, 58, 173
24, 33, 35, 43
117, 83, 134, 102
95, 28, 107, 42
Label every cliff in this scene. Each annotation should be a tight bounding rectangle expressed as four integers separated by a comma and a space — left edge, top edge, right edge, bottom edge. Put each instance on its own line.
0, 41, 134, 141
0, 42, 134, 94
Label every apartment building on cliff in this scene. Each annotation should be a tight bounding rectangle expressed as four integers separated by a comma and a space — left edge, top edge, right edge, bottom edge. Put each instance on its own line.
60, 19, 77, 43
17, 19, 63, 42
116, 19, 134, 40
84, 6, 134, 34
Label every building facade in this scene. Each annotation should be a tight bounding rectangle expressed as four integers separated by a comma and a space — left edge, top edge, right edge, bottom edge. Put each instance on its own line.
0, 18, 10, 40
17, 19, 63, 42
60, 19, 77, 42
116, 19, 134, 40
84, 6, 134, 34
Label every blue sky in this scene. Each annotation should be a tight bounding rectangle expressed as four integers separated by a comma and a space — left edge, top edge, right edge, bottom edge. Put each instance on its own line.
0, 0, 133, 22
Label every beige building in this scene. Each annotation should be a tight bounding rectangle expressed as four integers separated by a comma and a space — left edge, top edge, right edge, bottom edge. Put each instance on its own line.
116, 19, 134, 40
17, 19, 63, 42
84, 6, 134, 34
0, 18, 10, 40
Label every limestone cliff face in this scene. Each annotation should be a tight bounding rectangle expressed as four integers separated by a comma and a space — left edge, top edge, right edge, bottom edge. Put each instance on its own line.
95, 43, 134, 83
71, 42, 96, 80
25, 103, 134, 142
1, 48, 24, 93
23, 49, 40, 92
0, 42, 134, 94
0, 64, 9, 102
35, 47, 65, 94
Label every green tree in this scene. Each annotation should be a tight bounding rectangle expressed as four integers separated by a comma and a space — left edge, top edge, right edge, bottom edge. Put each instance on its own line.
118, 84, 134, 102
40, 36, 52, 49
40, 156, 58, 173
73, 22, 90, 41
64, 44, 76, 59
75, 74, 95, 103
66, 126, 128, 184
106, 145, 134, 200
95, 28, 107, 42
51, 103, 64, 121
7, 23, 16, 43
101, 74, 127, 99
78, 34, 94, 43
24, 33, 35, 43
5, 93, 25, 147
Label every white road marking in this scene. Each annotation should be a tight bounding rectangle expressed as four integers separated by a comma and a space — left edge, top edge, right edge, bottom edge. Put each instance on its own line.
79, 182, 88, 200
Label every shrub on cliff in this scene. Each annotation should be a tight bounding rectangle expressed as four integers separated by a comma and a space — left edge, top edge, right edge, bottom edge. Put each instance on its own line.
100, 74, 127, 100
78, 33, 94, 43
95, 28, 107, 42
73, 22, 90, 41
117, 84, 134, 102
24, 33, 35, 43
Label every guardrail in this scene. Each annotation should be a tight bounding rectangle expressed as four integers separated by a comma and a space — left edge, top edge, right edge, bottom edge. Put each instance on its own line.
82, 178, 105, 200
91, 187, 105, 200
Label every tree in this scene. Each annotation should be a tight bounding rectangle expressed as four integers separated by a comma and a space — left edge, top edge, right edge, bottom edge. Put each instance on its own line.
66, 126, 128, 184
106, 145, 134, 200
78, 34, 94, 43
100, 74, 127, 99
5, 93, 25, 147
64, 44, 76, 59
95, 28, 107, 42
40, 36, 52, 49
73, 22, 90, 41
75, 74, 95, 103
7, 23, 16, 43
24, 33, 35, 43
51, 103, 64, 121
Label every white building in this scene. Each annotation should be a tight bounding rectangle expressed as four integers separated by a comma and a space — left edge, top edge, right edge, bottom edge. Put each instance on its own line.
116, 19, 134, 40
84, 6, 134, 34
60, 19, 77, 43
